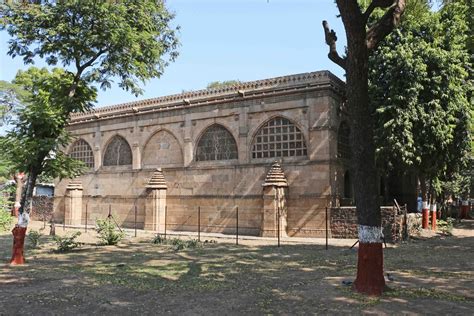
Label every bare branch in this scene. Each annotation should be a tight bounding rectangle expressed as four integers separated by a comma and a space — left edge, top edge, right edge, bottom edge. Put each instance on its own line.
366, 0, 406, 51
322, 20, 347, 70
362, 0, 394, 23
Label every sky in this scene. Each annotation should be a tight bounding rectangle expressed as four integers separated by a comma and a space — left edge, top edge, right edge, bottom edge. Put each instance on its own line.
0, 0, 347, 108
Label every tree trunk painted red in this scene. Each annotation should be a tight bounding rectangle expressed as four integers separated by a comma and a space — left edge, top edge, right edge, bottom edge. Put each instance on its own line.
460, 201, 470, 219
323, 0, 406, 297
10, 226, 27, 265
420, 177, 429, 229
431, 211, 437, 230
422, 205, 429, 229
431, 204, 437, 231
353, 243, 385, 296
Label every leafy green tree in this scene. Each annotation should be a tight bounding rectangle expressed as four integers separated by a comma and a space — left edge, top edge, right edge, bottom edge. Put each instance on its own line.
1, 67, 95, 215
370, 0, 471, 202
0, 0, 179, 218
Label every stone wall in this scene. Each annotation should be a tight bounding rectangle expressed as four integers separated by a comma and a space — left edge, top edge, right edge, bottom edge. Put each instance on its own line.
330, 206, 403, 242
53, 71, 347, 237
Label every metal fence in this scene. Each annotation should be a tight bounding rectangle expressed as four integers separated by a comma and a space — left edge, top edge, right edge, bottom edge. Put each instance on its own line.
62, 203, 332, 248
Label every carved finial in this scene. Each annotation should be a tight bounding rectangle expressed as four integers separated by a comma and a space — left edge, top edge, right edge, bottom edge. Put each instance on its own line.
263, 161, 288, 187
146, 168, 167, 189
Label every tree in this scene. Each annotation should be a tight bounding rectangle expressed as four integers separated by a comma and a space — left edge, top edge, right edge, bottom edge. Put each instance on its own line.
0, 80, 27, 126
0, 0, 179, 263
370, 0, 471, 220
322, 0, 406, 295
206, 80, 242, 89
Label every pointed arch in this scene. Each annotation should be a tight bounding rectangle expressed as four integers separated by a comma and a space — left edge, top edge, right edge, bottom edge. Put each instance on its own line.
251, 116, 307, 159
196, 124, 238, 161
142, 129, 183, 167
103, 135, 132, 166
69, 139, 94, 168
338, 121, 351, 159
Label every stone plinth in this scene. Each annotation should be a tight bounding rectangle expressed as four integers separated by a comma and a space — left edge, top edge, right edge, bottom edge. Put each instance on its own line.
64, 179, 83, 225
144, 169, 167, 232
261, 162, 288, 237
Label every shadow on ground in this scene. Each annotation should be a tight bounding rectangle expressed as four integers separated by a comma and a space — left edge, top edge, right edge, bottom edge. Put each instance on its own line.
0, 221, 473, 315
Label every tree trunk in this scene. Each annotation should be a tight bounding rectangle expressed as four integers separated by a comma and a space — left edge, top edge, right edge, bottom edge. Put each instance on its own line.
420, 175, 429, 229
12, 173, 24, 217
325, 0, 406, 296
345, 39, 385, 296
10, 168, 38, 265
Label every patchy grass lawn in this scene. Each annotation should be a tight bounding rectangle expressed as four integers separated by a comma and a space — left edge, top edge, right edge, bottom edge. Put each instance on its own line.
0, 221, 473, 315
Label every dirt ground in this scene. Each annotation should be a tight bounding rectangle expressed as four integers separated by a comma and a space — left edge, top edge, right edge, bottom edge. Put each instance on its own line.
0, 220, 473, 315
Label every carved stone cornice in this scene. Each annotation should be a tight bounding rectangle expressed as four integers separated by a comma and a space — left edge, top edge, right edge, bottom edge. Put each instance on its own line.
69, 70, 345, 125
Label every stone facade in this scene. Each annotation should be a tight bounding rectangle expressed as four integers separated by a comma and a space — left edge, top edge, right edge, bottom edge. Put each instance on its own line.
54, 70, 357, 237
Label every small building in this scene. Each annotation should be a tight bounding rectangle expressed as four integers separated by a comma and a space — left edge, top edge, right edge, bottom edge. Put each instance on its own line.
53, 70, 362, 237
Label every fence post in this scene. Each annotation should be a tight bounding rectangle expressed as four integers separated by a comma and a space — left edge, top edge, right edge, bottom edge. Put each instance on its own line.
85, 203, 88, 232
325, 207, 328, 250
236, 206, 239, 245
134, 204, 137, 237
164, 205, 167, 239
198, 206, 201, 242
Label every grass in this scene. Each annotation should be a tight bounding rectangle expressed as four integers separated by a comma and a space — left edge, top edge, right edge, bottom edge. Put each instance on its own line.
1, 226, 473, 314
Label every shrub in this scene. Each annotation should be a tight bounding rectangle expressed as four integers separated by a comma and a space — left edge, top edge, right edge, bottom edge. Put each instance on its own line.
152, 234, 166, 244
27, 230, 42, 248
152, 235, 202, 251
0, 210, 13, 232
96, 219, 125, 245
53, 231, 81, 252
437, 217, 455, 235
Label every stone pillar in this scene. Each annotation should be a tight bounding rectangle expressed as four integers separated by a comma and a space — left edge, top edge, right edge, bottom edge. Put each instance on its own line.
64, 179, 83, 226
132, 141, 141, 170
145, 168, 167, 232
261, 162, 288, 237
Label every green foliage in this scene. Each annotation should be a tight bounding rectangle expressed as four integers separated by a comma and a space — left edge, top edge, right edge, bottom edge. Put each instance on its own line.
370, 1, 472, 195
27, 230, 42, 248
53, 231, 81, 252
0, 210, 13, 232
0, 68, 93, 181
0, 0, 179, 214
437, 217, 455, 235
96, 219, 125, 245
152, 234, 167, 244
206, 80, 242, 89
152, 235, 202, 251
0, 80, 27, 126
1, 0, 179, 96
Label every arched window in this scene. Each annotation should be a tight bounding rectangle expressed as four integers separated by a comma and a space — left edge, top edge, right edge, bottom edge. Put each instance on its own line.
196, 124, 238, 161
338, 122, 351, 159
252, 117, 307, 159
103, 135, 132, 166
69, 139, 94, 168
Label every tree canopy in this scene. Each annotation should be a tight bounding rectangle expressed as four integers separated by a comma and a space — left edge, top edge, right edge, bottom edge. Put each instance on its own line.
0, 0, 180, 215
1, 0, 179, 96
370, 0, 472, 198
